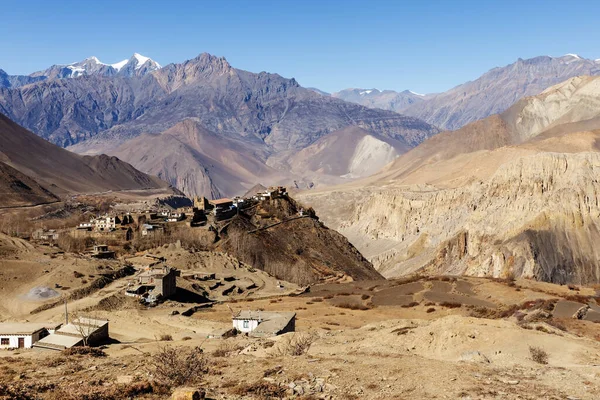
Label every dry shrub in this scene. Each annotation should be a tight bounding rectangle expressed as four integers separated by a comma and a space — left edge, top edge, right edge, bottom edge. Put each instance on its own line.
272, 333, 316, 356
335, 302, 370, 311
62, 347, 106, 357
181, 336, 192, 341
212, 341, 243, 358
546, 319, 567, 332
120, 381, 168, 398
158, 334, 173, 341
311, 297, 323, 302
426, 307, 436, 313
148, 346, 207, 387
440, 301, 462, 309
529, 346, 548, 364
401, 301, 419, 308
230, 380, 286, 398
42, 356, 67, 367
323, 294, 334, 300
360, 294, 370, 300
564, 294, 592, 303
263, 365, 283, 377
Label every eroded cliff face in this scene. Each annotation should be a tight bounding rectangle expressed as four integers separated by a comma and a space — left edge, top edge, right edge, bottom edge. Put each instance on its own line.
327, 152, 600, 284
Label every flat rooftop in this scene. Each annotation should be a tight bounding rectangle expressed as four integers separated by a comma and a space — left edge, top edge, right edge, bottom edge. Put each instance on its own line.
234, 311, 296, 335
0, 322, 61, 335
35, 334, 82, 349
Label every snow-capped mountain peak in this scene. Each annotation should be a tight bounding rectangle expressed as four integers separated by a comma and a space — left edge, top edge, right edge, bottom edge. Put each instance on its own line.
120, 53, 161, 73
111, 59, 129, 71
30, 53, 162, 79
132, 53, 150, 67
84, 56, 103, 64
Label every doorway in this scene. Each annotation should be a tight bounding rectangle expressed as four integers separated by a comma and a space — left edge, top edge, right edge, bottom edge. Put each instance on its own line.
17, 338, 24, 348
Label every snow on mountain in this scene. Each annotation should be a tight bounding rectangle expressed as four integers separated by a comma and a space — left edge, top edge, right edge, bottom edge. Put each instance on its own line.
25, 54, 161, 81
111, 59, 129, 71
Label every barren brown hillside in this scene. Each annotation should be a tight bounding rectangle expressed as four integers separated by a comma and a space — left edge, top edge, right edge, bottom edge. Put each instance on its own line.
0, 113, 173, 201
216, 197, 383, 285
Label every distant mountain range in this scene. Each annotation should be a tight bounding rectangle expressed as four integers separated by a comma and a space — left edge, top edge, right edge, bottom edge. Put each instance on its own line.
0, 53, 160, 88
4, 51, 600, 199
330, 88, 428, 113
328, 54, 600, 130
0, 52, 439, 198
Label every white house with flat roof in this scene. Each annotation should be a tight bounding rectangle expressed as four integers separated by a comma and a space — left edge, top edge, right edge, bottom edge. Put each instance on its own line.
232, 311, 296, 337
0, 323, 61, 349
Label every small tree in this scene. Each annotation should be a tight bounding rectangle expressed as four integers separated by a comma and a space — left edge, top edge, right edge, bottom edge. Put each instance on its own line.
69, 312, 103, 347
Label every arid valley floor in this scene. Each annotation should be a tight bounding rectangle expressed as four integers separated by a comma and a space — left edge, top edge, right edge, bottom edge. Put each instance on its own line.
1, 227, 600, 399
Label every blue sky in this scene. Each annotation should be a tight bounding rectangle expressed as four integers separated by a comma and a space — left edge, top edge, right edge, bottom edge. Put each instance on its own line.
1, 0, 598, 93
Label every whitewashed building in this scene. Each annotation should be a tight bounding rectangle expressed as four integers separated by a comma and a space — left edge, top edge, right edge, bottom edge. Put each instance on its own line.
232, 311, 296, 337
0, 323, 61, 349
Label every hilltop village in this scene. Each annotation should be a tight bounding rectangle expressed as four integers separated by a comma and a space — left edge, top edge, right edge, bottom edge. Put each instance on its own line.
31, 186, 292, 255
0, 186, 310, 350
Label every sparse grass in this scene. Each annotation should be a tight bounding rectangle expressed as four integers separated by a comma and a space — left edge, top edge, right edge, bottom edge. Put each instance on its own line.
529, 345, 549, 364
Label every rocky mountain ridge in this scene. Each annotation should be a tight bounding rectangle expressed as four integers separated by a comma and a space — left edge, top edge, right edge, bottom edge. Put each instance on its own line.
0, 53, 161, 88
0, 52, 439, 197
332, 54, 600, 131
299, 75, 600, 284
330, 88, 427, 113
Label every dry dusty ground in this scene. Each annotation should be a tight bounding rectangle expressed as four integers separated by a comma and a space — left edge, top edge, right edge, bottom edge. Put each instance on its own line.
0, 265, 599, 399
